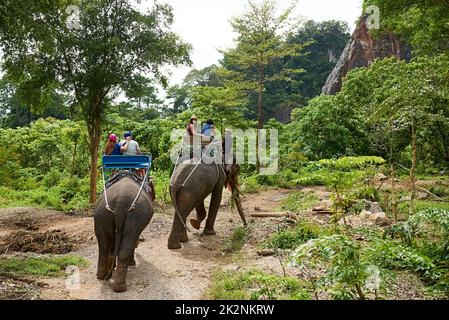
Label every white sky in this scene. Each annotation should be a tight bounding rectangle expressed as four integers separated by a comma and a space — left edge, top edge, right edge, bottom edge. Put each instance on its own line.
139, 0, 363, 97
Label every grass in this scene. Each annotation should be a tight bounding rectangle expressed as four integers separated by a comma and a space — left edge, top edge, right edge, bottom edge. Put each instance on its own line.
0, 255, 89, 277
208, 269, 310, 300
0, 185, 89, 211
263, 219, 328, 250
277, 191, 320, 212
398, 200, 449, 217
222, 226, 248, 254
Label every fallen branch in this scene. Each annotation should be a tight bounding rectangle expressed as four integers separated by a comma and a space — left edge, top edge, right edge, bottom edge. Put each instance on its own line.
312, 206, 332, 214
416, 186, 448, 202
312, 210, 333, 215
250, 212, 297, 219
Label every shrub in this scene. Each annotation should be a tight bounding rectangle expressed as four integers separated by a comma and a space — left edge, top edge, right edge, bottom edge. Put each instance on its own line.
352, 186, 380, 202
42, 169, 63, 188
363, 239, 439, 281
241, 175, 269, 194
264, 219, 326, 250
289, 235, 387, 300
152, 170, 171, 205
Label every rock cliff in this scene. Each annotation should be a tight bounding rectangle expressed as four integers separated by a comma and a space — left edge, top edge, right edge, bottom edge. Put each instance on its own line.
322, 15, 410, 95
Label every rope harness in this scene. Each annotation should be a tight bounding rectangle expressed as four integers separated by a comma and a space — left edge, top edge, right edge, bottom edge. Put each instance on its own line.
102, 170, 153, 213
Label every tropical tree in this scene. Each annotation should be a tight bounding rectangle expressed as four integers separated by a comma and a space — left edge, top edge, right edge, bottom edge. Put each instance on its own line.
0, 0, 191, 202
224, 0, 306, 171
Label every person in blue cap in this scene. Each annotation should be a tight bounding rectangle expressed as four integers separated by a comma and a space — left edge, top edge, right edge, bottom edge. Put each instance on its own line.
120, 131, 141, 156
120, 131, 144, 176
201, 119, 216, 139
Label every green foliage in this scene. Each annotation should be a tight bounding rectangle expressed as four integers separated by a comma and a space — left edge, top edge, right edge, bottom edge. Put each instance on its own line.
398, 201, 449, 218
223, 226, 248, 254
318, 156, 386, 170
264, 219, 326, 250
0, 255, 88, 277
0, 0, 192, 201
408, 208, 449, 262
286, 20, 350, 101
209, 269, 310, 300
364, 239, 439, 281
152, 171, 171, 205
290, 54, 449, 168
383, 223, 415, 246
289, 95, 368, 160
240, 175, 270, 194
278, 191, 320, 212
222, 0, 306, 127
289, 235, 385, 300
364, 0, 449, 55
352, 186, 380, 202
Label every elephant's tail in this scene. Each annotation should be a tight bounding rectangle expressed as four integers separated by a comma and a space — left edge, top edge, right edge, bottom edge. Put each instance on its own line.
169, 184, 190, 232
106, 201, 129, 280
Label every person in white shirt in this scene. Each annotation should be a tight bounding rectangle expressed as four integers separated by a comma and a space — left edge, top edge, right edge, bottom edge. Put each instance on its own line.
120, 131, 141, 156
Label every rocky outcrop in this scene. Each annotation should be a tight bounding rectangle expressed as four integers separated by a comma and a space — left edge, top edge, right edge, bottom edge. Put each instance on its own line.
322, 15, 410, 95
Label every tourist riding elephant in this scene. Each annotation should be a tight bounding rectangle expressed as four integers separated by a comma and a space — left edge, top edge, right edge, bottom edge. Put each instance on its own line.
94, 175, 155, 292
167, 156, 243, 249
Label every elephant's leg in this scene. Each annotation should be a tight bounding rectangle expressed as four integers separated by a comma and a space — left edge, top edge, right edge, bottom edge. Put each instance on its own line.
180, 228, 189, 243
128, 240, 139, 266
112, 262, 128, 293
94, 213, 115, 280
168, 200, 195, 249
168, 213, 187, 249
204, 185, 223, 235
113, 235, 138, 292
191, 202, 207, 230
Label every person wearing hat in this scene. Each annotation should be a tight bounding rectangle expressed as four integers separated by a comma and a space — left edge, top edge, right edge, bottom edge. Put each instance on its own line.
186, 115, 199, 137
120, 131, 141, 156
104, 134, 121, 155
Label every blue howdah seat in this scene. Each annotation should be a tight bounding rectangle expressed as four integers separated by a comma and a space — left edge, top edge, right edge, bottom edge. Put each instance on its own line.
102, 155, 152, 170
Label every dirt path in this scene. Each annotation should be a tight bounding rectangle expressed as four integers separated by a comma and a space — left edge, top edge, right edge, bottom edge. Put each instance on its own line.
1, 188, 306, 300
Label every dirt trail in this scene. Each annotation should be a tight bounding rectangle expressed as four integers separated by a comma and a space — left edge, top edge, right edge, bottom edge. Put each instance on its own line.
1, 188, 306, 300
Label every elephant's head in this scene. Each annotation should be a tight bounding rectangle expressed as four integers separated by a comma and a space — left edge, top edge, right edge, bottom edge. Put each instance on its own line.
224, 162, 240, 191
224, 161, 246, 226
148, 178, 156, 201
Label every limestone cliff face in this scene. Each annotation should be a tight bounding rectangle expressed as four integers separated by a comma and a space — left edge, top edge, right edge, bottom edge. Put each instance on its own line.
322, 15, 410, 95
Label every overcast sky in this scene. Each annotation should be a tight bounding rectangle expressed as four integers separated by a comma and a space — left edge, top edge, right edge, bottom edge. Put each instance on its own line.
141, 0, 363, 95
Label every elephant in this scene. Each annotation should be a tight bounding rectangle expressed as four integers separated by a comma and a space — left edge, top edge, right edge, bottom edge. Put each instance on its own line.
94, 175, 155, 292
167, 154, 242, 249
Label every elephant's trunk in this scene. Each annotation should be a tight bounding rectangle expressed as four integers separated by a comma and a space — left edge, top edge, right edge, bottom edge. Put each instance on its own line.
228, 174, 246, 226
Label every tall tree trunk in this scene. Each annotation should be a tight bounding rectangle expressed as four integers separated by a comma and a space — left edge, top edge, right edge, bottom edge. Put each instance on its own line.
409, 118, 417, 215
71, 137, 78, 177
390, 119, 398, 222
87, 99, 103, 204
256, 62, 265, 172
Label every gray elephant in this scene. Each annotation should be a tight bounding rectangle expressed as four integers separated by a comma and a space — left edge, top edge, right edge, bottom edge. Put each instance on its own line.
168, 155, 243, 249
94, 175, 155, 292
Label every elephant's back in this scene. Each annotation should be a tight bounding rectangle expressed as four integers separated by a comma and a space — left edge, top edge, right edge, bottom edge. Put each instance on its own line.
96, 176, 153, 212
170, 161, 224, 189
